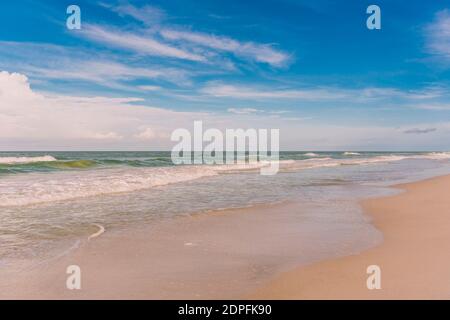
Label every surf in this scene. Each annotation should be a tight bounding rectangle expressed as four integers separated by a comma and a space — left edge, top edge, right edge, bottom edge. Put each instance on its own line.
0, 155, 57, 164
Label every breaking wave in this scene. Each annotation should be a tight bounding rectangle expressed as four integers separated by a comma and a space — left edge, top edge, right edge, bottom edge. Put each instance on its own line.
0, 155, 57, 164
0, 152, 449, 207
343, 152, 361, 156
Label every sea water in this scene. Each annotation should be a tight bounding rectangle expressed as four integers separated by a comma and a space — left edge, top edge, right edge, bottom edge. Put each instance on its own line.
1, 151, 450, 265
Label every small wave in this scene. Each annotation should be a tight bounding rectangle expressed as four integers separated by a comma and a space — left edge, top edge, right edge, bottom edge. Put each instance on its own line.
304, 152, 319, 157
0, 159, 98, 172
1, 153, 448, 207
343, 152, 361, 156
0, 165, 221, 207
0, 160, 289, 207
47, 160, 97, 169
280, 155, 408, 171
422, 152, 450, 160
0, 155, 57, 164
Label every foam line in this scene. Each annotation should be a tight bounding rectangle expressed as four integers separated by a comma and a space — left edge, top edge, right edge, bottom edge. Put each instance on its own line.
88, 224, 105, 241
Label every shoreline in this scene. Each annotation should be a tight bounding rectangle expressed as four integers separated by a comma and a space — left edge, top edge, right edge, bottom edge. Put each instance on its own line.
1, 174, 449, 299
250, 174, 450, 299
0, 198, 379, 299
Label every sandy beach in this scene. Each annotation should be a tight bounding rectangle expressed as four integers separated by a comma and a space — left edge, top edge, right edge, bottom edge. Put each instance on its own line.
252, 174, 450, 299
1, 174, 449, 299
2, 0, 450, 304
0, 199, 378, 299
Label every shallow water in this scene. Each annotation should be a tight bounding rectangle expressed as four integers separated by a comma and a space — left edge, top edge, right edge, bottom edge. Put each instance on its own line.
1, 151, 450, 265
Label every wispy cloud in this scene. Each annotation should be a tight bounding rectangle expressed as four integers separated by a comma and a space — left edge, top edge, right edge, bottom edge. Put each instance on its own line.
227, 108, 291, 115
101, 2, 166, 25
137, 85, 163, 91
227, 107, 263, 114
201, 83, 351, 100
200, 83, 449, 103
28, 61, 189, 85
425, 10, 450, 62
82, 24, 206, 62
160, 29, 290, 67
0, 41, 192, 89
100, 2, 290, 67
411, 103, 450, 110
2, 71, 449, 151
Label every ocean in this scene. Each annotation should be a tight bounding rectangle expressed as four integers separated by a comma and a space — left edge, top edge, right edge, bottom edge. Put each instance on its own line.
1, 151, 450, 267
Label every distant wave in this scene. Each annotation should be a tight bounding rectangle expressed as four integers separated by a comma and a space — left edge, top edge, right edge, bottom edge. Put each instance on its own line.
0, 157, 175, 173
279, 153, 450, 171
343, 152, 361, 156
0, 155, 57, 164
422, 152, 450, 160
304, 152, 319, 157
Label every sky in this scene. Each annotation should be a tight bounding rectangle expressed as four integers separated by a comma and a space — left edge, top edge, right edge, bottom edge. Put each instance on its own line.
1, 0, 450, 150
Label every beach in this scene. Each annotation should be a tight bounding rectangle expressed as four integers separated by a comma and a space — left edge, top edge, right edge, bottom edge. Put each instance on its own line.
2, 0, 450, 303
0, 200, 377, 299
252, 174, 450, 299
1, 171, 450, 299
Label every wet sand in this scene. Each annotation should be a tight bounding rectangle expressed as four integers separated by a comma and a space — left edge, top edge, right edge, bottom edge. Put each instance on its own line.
0, 199, 377, 299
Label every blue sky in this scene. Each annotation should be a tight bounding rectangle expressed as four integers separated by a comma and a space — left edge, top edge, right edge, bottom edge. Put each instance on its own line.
1, 0, 450, 150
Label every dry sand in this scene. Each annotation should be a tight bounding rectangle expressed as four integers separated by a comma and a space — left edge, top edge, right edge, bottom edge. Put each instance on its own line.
251, 174, 450, 299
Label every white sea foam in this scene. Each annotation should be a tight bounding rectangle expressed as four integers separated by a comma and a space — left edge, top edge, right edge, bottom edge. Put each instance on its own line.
343, 152, 361, 156
422, 152, 450, 160
88, 224, 105, 241
0, 155, 57, 164
0, 154, 449, 207
281, 155, 410, 171
304, 152, 319, 157
0, 160, 291, 207
0, 165, 219, 207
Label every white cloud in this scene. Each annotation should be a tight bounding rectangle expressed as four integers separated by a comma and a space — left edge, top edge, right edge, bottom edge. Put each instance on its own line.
226, 108, 291, 116
201, 83, 448, 103
201, 83, 350, 100
0, 41, 192, 89
28, 61, 189, 86
1, 71, 449, 151
90, 132, 124, 140
137, 85, 162, 91
425, 10, 450, 61
134, 127, 168, 140
81, 24, 206, 62
227, 108, 262, 114
160, 29, 290, 67
0, 71, 201, 149
102, 2, 166, 25
102, 2, 290, 67
411, 103, 450, 110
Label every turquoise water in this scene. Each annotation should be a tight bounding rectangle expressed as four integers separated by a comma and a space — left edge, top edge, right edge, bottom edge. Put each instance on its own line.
0, 151, 174, 174
1, 151, 450, 264
0, 151, 444, 172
